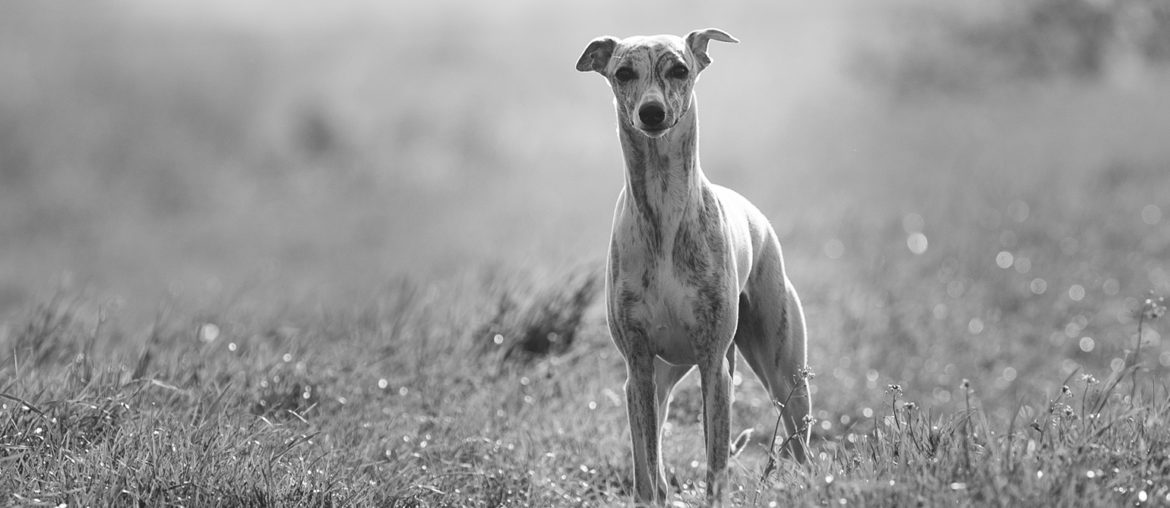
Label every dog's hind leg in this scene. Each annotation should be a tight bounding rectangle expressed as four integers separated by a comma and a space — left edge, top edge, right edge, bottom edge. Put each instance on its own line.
734, 239, 811, 463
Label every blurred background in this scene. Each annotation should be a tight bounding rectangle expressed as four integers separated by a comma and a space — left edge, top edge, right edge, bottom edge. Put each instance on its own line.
2, 0, 1170, 419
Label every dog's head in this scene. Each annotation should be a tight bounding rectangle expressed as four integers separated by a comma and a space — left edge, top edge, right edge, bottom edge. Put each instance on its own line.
576, 29, 738, 138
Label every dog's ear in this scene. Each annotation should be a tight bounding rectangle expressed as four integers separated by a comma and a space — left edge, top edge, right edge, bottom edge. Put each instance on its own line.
686, 28, 738, 72
576, 36, 618, 74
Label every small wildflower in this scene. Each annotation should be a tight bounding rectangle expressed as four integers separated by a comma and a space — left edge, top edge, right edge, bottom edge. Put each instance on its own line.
1080, 373, 1098, 385
1141, 295, 1167, 320
887, 384, 903, 396
903, 401, 918, 412
797, 366, 816, 381
1063, 405, 1076, 419
1061, 385, 1072, 398
960, 379, 971, 390
802, 414, 816, 426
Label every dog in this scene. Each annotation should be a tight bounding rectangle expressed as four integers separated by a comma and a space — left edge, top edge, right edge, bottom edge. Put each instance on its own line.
576, 28, 812, 503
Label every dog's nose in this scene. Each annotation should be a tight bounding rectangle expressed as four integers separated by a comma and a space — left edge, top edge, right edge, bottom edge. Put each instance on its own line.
638, 104, 666, 128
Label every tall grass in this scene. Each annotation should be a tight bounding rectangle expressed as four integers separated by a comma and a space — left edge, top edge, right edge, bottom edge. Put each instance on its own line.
2, 281, 1167, 505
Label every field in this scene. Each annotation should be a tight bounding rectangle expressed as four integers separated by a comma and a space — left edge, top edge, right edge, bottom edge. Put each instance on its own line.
3, 0, 1170, 505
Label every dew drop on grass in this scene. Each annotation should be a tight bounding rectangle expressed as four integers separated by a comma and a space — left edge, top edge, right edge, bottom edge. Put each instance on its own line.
493, 334, 504, 345
1002, 367, 1016, 382
1008, 200, 1030, 223
228, 342, 237, 352
1079, 337, 1095, 352
1142, 204, 1162, 225
282, 353, 293, 363
378, 378, 388, 389
588, 401, 597, 410
1030, 278, 1048, 295
907, 233, 928, 255
996, 251, 1014, 269
1014, 256, 1031, 274
199, 323, 220, 343
398, 387, 408, 396
1102, 278, 1120, 296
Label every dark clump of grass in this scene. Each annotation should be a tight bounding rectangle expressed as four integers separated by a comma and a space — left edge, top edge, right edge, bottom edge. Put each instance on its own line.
475, 268, 601, 364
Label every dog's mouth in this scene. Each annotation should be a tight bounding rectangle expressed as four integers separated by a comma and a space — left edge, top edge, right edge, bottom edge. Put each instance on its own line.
637, 122, 673, 138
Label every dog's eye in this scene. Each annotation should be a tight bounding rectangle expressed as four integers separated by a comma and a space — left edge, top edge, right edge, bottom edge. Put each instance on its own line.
614, 67, 637, 83
667, 65, 689, 80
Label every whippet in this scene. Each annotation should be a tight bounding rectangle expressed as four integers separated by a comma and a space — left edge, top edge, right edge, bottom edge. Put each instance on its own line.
576, 29, 811, 503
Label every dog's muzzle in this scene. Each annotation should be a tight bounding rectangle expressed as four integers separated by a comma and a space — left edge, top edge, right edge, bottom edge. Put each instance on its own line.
638, 103, 667, 131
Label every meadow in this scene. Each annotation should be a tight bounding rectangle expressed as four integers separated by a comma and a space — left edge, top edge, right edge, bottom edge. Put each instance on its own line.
2, 0, 1170, 505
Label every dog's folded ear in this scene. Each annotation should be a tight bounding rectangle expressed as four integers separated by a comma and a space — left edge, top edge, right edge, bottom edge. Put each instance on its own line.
686, 28, 738, 72
576, 36, 618, 74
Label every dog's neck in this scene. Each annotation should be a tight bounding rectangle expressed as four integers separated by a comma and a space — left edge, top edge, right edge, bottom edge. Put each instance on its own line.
617, 96, 708, 241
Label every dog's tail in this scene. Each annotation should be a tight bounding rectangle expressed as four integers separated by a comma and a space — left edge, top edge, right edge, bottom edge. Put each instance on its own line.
731, 428, 754, 458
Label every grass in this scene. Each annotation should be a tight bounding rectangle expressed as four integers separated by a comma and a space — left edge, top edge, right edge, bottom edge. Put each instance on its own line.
3, 0, 1170, 506
2, 279, 1169, 506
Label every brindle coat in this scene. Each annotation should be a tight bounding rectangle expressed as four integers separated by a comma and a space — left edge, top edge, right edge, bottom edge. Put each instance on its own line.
577, 29, 811, 504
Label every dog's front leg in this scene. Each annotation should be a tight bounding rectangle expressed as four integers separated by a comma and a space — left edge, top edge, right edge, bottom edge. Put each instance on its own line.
624, 350, 663, 503
699, 354, 733, 502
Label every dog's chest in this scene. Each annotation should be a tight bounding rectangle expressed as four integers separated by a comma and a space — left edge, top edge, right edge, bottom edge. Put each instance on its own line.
609, 217, 734, 364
